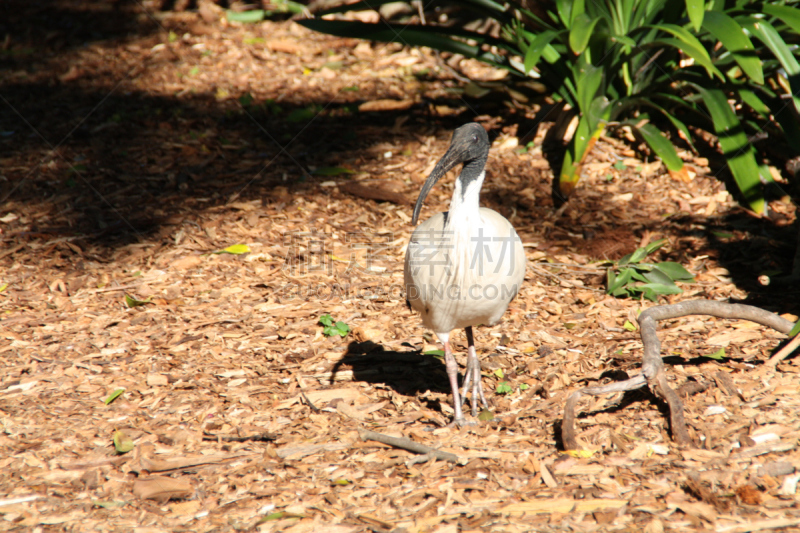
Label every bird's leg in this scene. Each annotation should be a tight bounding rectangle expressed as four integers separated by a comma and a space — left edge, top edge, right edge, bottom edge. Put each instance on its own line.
462, 327, 490, 417
443, 340, 469, 425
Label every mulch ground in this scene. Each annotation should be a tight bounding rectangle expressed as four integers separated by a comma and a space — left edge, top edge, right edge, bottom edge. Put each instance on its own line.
2, 1, 800, 532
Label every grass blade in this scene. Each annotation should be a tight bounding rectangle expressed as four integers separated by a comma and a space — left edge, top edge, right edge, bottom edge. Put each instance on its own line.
523, 30, 562, 73
652, 262, 695, 281
763, 4, 800, 35
685, 0, 705, 32
569, 13, 601, 54
633, 122, 685, 174
738, 18, 800, 76
701, 11, 763, 84
649, 23, 723, 80
296, 19, 515, 71
697, 87, 765, 214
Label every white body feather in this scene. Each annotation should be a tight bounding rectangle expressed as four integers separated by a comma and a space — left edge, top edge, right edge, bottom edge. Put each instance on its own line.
404, 171, 526, 341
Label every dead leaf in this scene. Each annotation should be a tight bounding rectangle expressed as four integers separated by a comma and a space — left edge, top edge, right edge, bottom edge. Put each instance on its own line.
735, 485, 762, 505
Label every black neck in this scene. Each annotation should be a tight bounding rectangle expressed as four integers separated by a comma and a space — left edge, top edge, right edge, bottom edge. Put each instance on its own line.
457, 155, 487, 198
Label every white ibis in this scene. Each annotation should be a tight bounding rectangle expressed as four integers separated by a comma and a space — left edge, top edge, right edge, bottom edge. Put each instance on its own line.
404, 123, 526, 426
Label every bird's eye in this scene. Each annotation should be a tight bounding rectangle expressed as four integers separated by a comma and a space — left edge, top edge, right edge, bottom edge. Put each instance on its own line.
472, 135, 478, 142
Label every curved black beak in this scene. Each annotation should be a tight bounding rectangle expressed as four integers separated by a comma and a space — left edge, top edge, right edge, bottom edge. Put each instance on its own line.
411, 147, 463, 225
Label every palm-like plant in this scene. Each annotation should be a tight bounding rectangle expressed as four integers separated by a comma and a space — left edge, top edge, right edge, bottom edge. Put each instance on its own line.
299, 0, 800, 214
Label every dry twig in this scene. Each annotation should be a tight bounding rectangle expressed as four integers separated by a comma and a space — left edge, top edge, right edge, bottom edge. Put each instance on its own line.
202, 431, 277, 443
357, 428, 460, 464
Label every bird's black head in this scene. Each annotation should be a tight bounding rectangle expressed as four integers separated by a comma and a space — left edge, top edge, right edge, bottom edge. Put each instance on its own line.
411, 123, 490, 225
448, 122, 490, 164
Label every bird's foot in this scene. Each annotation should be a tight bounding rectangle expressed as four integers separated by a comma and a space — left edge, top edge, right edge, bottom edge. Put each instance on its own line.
447, 416, 478, 428
460, 354, 490, 417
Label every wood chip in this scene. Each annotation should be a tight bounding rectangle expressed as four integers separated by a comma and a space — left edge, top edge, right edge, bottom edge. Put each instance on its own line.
133, 476, 193, 502
500, 498, 627, 515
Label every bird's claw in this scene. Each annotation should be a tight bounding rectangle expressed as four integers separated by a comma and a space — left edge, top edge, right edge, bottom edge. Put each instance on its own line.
460, 356, 490, 417
447, 416, 478, 428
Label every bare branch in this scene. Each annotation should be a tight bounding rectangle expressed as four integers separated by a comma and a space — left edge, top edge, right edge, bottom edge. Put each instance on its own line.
357, 428, 460, 464
562, 300, 795, 450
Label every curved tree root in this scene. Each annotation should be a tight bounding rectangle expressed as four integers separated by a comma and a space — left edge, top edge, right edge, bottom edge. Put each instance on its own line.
562, 300, 796, 451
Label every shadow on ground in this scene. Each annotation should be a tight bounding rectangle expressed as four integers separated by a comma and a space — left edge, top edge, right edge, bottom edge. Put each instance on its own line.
1, 0, 798, 319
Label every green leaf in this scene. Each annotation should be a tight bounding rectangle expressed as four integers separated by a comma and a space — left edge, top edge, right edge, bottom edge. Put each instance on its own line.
214, 244, 251, 255
493, 368, 505, 379
696, 87, 765, 214
424, 349, 445, 358
104, 388, 125, 405
737, 88, 770, 117
639, 286, 659, 302
608, 267, 633, 293
523, 30, 561, 73
519, 383, 530, 391
320, 314, 349, 337
311, 166, 355, 176
788, 320, 800, 338
685, 0, 705, 32
642, 268, 676, 286
113, 429, 135, 454
643, 239, 666, 256
273, 0, 305, 14
763, 4, 800, 35
569, 13, 601, 55
477, 408, 494, 421
649, 23, 723, 80
623, 320, 637, 332
124, 294, 152, 308
701, 11, 762, 84
704, 348, 726, 360
638, 282, 684, 296
334, 321, 350, 336
633, 122, 685, 172
296, 20, 512, 72
555, 0, 575, 27
653, 262, 695, 281
333, 478, 351, 486
628, 246, 650, 265
739, 18, 800, 77
646, 101, 698, 152
226, 10, 266, 23
0, 283, 8, 293
239, 93, 254, 107
496, 381, 512, 394
287, 107, 318, 123
607, 268, 616, 291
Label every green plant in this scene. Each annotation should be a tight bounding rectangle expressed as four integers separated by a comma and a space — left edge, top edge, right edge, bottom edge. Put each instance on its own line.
496, 381, 513, 394
606, 239, 695, 301
298, 0, 800, 215
319, 314, 350, 337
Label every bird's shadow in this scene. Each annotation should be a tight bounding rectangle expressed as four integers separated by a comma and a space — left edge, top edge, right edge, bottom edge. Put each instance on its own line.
331, 341, 453, 401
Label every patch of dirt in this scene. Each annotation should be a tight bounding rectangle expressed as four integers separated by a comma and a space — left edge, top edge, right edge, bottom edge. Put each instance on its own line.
1, 1, 800, 531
